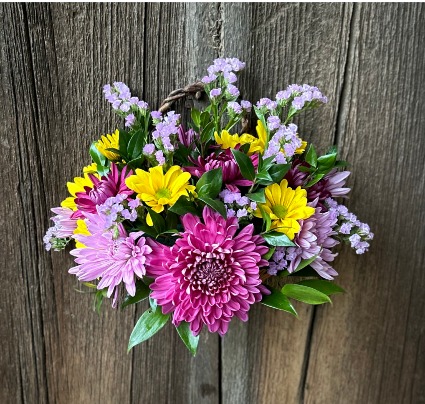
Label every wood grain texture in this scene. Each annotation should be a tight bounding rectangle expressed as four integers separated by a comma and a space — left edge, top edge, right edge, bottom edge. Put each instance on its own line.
1, 3, 424, 404
220, 4, 353, 403
304, 4, 425, 404
0, 3, 219, 403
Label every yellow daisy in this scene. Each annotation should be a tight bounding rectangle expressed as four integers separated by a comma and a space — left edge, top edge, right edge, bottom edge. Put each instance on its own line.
95, 129, 120, 160
125, 166, 196, 225
254, 179, 315, 240
60, 167, 100, 211
83, 162, 98, 174
295, 139, 308, 155
73, 219, 90, 248
214, 120, 267, 156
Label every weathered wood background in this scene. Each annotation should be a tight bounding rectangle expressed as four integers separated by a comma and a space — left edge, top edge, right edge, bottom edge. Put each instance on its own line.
1, 3, 424, 404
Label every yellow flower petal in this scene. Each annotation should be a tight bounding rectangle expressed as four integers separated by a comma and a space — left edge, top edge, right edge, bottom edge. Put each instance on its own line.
95, 129, 120, 161
257, 178, 315, 240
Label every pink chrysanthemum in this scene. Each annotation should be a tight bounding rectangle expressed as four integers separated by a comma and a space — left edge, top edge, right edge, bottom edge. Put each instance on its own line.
185, 149, 258, 192
70, 213, 152, 306
50, 207, 77, 237
74, 163, 133, 217
146, 207, 268, 336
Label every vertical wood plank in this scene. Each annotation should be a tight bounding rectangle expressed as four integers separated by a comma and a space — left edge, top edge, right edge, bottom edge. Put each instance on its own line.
129, 4, 220, 403
0, 3, 220, 403
304, 4, 425, 404
219, 3, 354, 403
0, 4, 50, 403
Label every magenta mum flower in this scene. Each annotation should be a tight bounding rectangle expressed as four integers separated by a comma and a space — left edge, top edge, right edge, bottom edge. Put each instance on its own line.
185, 149, 258, 192
74, 163, 133, 216
70, 213, 152, 307
146, 207, 268, 336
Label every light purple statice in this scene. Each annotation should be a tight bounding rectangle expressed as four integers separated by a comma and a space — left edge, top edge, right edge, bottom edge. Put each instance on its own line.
226, 84, 240, 98
125, 113, 135, 127
143, 143, 156, 155
228, 101, 242, 115
267, 115, 281, 131
155, 150, 165, 165
210, 88, 222, 98
202, 74, 217, 84
103, 82, 149, 119
151, 110, 162, 120
263, 123, 301, 162
241, 100, 252, 112
326, 197, 374, 254
70, 214, 152, 307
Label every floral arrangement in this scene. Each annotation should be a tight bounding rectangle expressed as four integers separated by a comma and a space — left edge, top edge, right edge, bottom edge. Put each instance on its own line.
44, 58, 373, 355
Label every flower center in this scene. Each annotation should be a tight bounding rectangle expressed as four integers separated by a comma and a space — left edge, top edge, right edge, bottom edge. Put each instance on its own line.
155, 188, 171, 200
187, 250, 234, 296
272, 204, 288, 219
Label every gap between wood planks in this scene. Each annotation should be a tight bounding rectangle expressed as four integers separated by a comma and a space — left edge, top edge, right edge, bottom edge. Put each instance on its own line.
297, 3, 360, 403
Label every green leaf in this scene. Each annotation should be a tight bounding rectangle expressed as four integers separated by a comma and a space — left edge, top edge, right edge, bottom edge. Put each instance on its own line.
191, 108, 201, 128
90, 143, 107, 166
258, 205, 271, 232
305, 144, 317, 168
198, 196, 227, 218
281, 284, 331, 305
127, 130, 145, 159
96, 164, 109, 177
297, 280, 345, 296
231, 149, 256, 181
305, 173, 325, 187
168, 196, 199, 216
262, 231, 295, 247
128, 308, 170, 351
260, 156, 276, 172
239, 143, 251, 154
262, 246, 275, 261
93, 289, 106, 314
269, 164, 291, 183
196, 168, 222, 198
126, 156, 145, 170
176, 321, 200, 356
247, 189, 266, 204
294, 254, 319, 272
118, 130, 131, 157
317, 152, 337, 172
256, 170, 274, 185
253, 106, 269, 140
335, 160, 349, 168
201, 121, 215, 143
200, 111, 210, 128
149, 297, 157, 312
147, 208, 166, 235
121, 280, 150, 309
261, 288, 298, 316
286, 265, 319, 278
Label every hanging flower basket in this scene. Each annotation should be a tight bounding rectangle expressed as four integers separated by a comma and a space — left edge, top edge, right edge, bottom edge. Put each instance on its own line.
44, 58, 373, 356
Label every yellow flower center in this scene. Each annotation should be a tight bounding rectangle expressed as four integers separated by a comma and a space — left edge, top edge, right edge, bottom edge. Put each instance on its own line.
272, 205, 288, 219
155, 188, 171, 200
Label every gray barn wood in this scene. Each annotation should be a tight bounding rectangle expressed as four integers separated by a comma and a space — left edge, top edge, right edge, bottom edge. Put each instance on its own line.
0, 3, 424, 404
